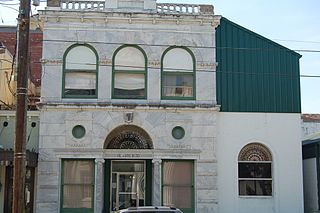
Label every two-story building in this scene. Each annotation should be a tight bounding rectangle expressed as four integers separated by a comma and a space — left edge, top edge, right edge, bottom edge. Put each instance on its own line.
37, 0, 304, 212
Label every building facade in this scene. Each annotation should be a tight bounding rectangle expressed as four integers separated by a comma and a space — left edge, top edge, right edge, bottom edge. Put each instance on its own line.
302, 114, 320, 213
0, 25, 41, 213
36, 1, 304, 213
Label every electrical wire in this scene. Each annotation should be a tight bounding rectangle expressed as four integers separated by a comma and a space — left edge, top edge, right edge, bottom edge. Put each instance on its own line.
41, 38, 320, 53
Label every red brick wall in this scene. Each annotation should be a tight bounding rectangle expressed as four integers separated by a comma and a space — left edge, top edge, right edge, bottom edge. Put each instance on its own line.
0, 27, 43, 87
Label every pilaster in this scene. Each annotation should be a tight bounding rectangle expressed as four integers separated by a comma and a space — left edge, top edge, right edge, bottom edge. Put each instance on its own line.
94, 158, 104, 213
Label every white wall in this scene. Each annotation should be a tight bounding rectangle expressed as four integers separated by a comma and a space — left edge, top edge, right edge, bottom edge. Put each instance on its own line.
303, 158, 318, 213
217, 112, 304, 213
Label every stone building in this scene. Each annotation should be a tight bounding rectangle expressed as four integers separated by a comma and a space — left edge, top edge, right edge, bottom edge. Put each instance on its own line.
36, 0, 304, 212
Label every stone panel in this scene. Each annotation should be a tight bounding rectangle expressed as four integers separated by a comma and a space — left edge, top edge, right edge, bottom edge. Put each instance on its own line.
36, 202, 59, 213
36, 188, 59, 202
197, 202, 218, 213
197, 175, 217, 190
40, 123, 66, 136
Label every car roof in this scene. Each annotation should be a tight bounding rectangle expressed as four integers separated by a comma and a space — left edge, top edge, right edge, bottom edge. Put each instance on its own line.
118, 206, 182, 212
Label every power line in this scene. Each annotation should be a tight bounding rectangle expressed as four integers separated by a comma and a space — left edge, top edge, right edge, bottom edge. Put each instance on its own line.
273, 39, 320, 44
0, 2, 19, 5
41, 39, 320, 53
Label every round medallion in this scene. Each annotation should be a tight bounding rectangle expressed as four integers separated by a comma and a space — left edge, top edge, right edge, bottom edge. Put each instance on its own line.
72, 125, 86, 139
172, 126, 185, 140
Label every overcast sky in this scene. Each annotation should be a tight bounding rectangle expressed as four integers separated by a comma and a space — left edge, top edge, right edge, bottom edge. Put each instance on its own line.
1, 0, 319, 113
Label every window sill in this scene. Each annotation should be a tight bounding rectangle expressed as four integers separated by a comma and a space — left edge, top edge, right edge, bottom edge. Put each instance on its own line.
239, 195, 273, 199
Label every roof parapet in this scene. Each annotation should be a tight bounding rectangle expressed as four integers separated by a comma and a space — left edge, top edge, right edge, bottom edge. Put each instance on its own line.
50, 0, 214, 15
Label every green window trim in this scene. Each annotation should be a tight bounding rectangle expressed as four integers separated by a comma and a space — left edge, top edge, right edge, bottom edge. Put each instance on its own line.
62, 43, 99, 99
161, 46, 196, 100
112, 44, 148, 99
161, 160, 195, 213
60, 159, 95, 213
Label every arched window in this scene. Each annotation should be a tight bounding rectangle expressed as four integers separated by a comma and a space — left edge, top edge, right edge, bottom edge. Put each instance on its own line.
238, 143, 272, 196
112, 45, 147, 99
63, 44, 98, 98
161, 46, 195, 99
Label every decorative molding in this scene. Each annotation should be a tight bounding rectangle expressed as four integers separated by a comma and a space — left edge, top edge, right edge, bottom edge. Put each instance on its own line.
238, 143, 272, 161
148, 60, 160, 68
152, 158, 162, 164
124, 112, 134, 123
99, 59, 112, 65
41, 58, 63, 65
104, 125, 153, 149
95, 158, 105, 164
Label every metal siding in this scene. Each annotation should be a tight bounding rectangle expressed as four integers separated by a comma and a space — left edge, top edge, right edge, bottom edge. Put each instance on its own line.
216, 17, 301, 112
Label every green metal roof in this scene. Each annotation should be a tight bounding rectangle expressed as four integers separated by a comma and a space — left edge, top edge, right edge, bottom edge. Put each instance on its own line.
216, 17, 301, 113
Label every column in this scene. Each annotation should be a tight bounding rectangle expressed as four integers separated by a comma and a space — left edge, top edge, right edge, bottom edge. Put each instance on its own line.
152, 159, 162, 206
95, 158, 104, 213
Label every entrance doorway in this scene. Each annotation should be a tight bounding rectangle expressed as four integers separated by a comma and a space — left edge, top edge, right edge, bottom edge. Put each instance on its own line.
111, 161, 145, 212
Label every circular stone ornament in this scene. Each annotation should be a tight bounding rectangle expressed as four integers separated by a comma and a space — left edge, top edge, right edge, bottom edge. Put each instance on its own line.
72, 125, 86, 139
172, 126, 185, 140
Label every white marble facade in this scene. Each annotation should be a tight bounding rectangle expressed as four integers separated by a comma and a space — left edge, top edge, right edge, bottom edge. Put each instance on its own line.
37, 1, 219, 212
36, 1, 305, 212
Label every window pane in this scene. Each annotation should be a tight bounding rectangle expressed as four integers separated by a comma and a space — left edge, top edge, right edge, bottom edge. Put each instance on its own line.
163, 75, 193, 97
66, 46, 96, 70
239, 180, 272, 196
63, 185, 93, 208
163, 48, 193, 72
238, 163, 271, 178
163, 161, 192, 186
115, 46, 145, 71
114, 73, 145, 98
163, 186, 192, 208
63, 160, 94, 184
65, 72, 96, 96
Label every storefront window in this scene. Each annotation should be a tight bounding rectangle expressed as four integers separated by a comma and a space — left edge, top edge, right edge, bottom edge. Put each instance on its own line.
162, 160, 194, 213
61, 160, 94, 212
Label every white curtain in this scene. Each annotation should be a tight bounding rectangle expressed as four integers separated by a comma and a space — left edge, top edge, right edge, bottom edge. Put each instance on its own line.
65, 72, 96, 89
66, 46, 96, 70
114, 73, 144, 90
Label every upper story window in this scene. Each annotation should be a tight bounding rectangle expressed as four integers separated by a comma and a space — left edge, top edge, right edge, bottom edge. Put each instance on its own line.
112, 45, 147, 99
161, 47, 195, 100
238, 143, 273, 196
63, 44, 98, 98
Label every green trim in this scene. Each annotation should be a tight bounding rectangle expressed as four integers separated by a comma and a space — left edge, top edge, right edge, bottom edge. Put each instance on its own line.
104, 160, 111, 213
112, 44, 148, 99
60, 159, 95, 213
145, 160, 153, 206
62, 43, 99, 99
161, 160, 195, 213
161, 46, 196, 100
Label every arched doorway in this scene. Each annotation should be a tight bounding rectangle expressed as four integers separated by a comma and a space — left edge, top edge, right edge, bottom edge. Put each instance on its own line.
104, 125, 153, 149
104, 125, 153, 212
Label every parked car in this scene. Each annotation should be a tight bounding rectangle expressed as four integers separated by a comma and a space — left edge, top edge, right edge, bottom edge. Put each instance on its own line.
117, 206, 183, 213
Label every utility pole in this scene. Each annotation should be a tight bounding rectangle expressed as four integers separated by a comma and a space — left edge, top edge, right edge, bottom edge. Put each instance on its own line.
13, 0, 31, 210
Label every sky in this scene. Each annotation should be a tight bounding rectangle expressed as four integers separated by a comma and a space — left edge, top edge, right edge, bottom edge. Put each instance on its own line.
0, 0, 319, 113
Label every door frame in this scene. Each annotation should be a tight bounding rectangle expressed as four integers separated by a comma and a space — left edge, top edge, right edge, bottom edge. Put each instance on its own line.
104, 159, 152, 213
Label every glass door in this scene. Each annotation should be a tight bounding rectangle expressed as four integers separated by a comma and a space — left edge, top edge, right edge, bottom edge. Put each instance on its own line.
111, 161, 145, 212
